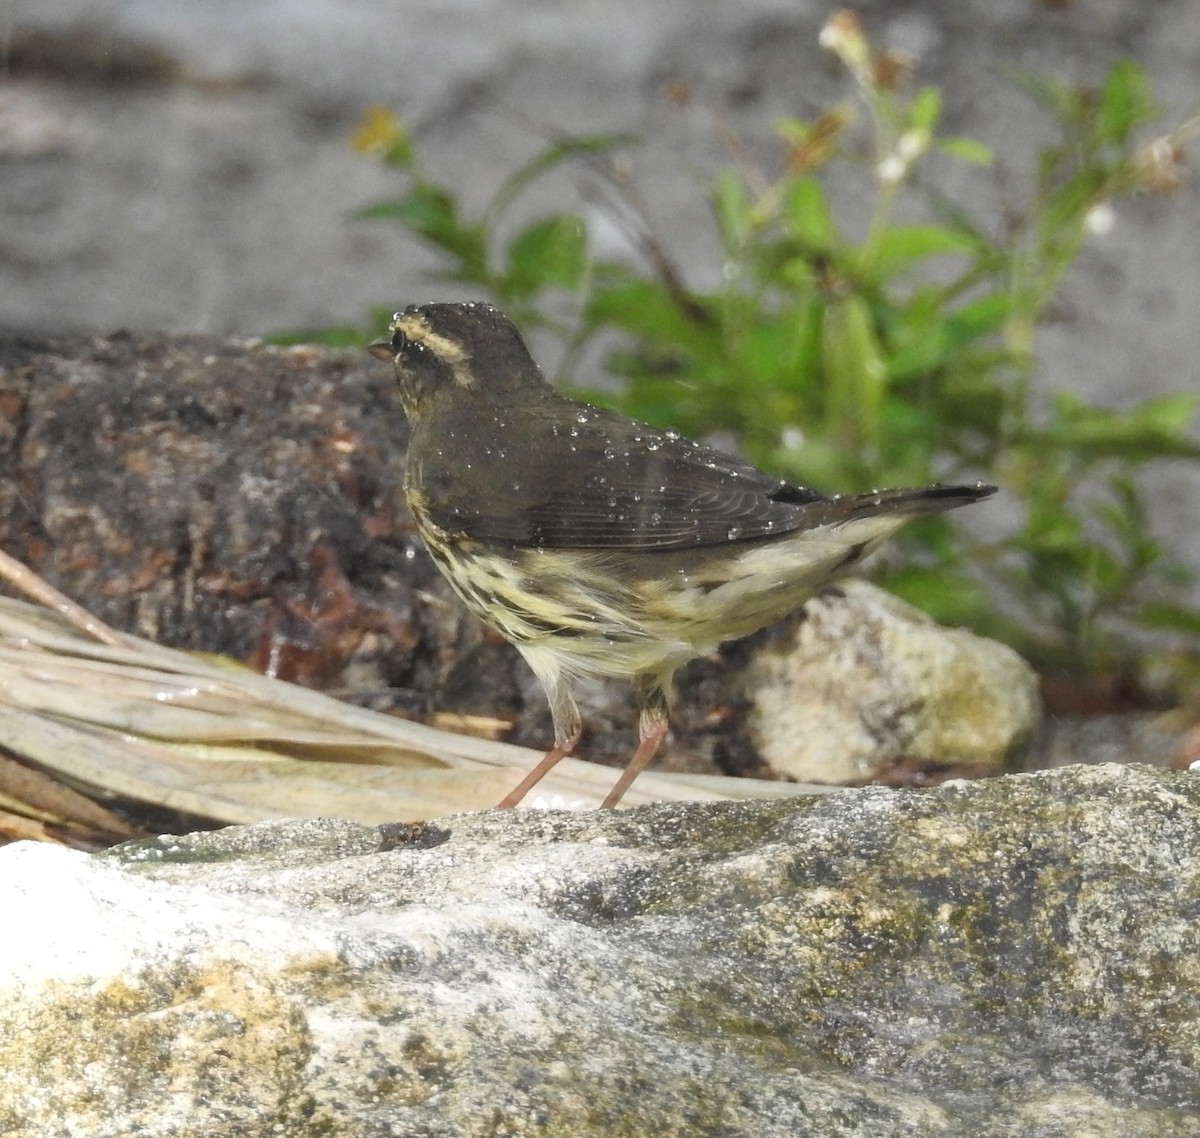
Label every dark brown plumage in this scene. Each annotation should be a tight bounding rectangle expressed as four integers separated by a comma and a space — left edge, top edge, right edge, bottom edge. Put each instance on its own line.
370, 301, 995, 807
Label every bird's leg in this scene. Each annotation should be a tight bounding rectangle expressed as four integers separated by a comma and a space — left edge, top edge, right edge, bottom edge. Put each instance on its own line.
497, 674, 581, 808
601, 678, 670, 809
496, 743, 575, 808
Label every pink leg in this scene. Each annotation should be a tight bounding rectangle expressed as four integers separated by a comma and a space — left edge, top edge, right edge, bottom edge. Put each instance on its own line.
600, 714, 668, 808
601, 679, 670, 808
497, 742, 575, 808
497, 668, 581, 808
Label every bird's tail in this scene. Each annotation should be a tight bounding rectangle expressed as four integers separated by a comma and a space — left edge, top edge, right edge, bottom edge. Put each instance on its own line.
848, 481, 997, 519
793, 481, 996, 532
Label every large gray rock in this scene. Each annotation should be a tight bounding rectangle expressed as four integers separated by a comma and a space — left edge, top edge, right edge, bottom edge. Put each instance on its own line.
1, 763, 1197, 1137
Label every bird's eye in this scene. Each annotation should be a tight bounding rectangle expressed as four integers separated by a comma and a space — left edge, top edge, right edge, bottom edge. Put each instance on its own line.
390, 328, 408, 351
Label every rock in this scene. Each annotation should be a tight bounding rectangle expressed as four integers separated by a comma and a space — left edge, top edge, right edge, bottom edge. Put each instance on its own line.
735, 580, 1040, 783
1038, 710, 1190, 771
1, 764, 1197, 1137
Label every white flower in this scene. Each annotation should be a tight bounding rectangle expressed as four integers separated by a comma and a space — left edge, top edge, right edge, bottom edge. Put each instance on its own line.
1084, 202, 1116, 236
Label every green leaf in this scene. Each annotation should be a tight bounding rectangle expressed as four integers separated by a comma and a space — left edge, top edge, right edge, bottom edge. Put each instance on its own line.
1128, 391, 1199, 439
355, 184, 487, 273
1022, 498, 1083, 552
884, 564, 992, 627
505, 215, 587, 298
909, 87, 942, 134
944, 293, 1013, 341
1048, 391, 1200, 460
1081, 544, 1126, 594
586, 274, 719, 362
1097, 61, 1157, 146
937, 137, 993, 165
784, 176, 836, 249
822, 293, 888, 452
713, 169, 752, 249
1139, 602, 1200, 637
354, 184, 453, 230
867, 224, 977, 280
891, 291, 1012, 379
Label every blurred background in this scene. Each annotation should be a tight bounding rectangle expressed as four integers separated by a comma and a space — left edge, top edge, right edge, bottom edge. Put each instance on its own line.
0, 2, 1194, 364
1, 0, 1198, 657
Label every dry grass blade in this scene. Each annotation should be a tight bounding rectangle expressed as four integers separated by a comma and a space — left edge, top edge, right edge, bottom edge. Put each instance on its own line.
0, 749, 137, 835
0, 585, 831, 834
0, 547, 125, 646
0, 750, 139, 848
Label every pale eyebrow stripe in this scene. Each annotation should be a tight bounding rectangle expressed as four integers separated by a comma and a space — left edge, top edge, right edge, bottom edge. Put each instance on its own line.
394, 313, 474, 388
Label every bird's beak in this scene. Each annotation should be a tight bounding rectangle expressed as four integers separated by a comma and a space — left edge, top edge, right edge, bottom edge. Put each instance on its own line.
367, 341, 395, 362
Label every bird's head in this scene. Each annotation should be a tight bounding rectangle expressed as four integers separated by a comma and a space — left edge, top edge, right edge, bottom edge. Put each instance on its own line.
368, 302, 543, 418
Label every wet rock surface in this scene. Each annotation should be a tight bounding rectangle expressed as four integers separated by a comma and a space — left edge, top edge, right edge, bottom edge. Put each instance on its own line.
1, 764, 1197, 1136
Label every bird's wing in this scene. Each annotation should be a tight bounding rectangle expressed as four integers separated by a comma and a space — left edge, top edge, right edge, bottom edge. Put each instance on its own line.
417, 396, 828, 551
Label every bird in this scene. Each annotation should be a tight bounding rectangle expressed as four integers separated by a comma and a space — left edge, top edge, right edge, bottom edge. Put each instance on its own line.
368, 301, 996, 809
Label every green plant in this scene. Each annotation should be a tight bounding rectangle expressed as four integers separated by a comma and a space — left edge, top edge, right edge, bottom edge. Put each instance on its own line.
324, 11, 1200, 683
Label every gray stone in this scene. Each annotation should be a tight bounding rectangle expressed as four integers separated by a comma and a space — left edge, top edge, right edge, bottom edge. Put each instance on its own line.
738, 580, 1040, 783
1, 764, 1198, 1136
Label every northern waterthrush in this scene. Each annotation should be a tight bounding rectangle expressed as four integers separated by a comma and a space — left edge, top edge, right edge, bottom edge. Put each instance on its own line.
369, 302, 995, 808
